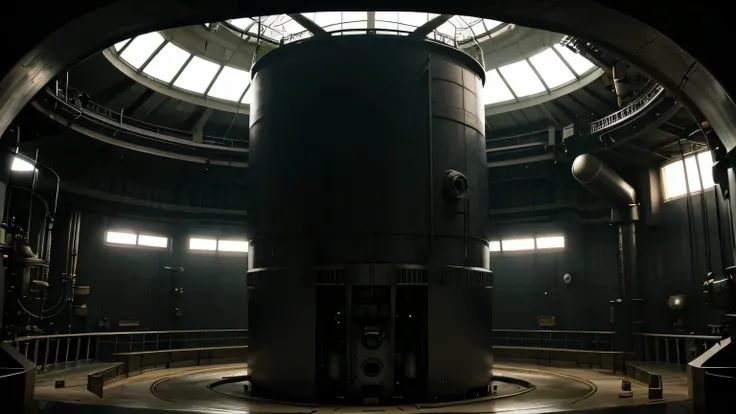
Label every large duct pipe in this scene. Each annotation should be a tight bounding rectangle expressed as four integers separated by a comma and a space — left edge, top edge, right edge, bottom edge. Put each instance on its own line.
572, 154, 636, 208
572, 154, 641, 345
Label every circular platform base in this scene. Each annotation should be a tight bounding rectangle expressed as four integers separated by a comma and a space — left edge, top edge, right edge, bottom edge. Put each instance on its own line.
35, 361, 691, 414
147, 364, 595, 413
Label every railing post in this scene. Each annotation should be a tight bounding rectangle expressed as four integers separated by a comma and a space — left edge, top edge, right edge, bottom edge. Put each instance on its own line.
75, 336, 82, 365
86, 336, 91, 360
43, 338, 50, 370
54, 338, 60, 364
33, 340, 40, 364
95, 336, 101, 361
65, 337, 70, 363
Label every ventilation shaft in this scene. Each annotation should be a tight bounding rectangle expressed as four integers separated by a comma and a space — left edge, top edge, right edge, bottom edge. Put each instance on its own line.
572, 154, 641, 349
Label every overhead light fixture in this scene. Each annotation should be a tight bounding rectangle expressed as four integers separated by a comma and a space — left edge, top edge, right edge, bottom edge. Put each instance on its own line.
11, 156, 36, 172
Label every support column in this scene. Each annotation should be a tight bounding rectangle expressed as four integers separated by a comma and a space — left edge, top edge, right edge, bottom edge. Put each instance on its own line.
0, 149, 13, 331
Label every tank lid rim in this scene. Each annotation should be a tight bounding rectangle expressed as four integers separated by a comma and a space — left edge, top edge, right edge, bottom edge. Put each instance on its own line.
251, 34, 486, 84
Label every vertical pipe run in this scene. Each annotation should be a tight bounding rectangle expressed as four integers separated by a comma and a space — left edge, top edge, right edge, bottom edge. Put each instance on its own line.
727, 168, 736, 265
693, 149, 712, 272
427, 54, 434, 260
678, 140, 697, 283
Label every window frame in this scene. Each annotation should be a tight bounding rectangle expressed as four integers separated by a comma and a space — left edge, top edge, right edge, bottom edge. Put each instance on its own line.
104, 230, 170, 250
660, 150, 715, 202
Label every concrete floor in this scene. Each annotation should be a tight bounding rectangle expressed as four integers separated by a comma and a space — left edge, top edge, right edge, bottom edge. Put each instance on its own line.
34, 360, 691, 414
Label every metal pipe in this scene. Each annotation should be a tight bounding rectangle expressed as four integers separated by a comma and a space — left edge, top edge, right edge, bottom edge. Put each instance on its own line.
693, 149, 713, 272
612, 65, 622, 108
427, 54, 434, 259
571, 154, 636, 207
679, 141, 698, 284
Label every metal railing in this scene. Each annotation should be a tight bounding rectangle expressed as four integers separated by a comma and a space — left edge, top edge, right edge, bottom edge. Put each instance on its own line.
493, 329, 616, 351
49, 88, 248, 149
11, 329, 248, 371
87, 362, 125, 398
633, 333, 721, 365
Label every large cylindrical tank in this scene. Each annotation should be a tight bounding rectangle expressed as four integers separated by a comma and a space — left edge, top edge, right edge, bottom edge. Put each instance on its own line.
247, 35, 491, 403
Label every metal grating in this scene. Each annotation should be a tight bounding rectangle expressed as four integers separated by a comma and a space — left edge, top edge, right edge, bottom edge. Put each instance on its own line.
396, 267, 429, 285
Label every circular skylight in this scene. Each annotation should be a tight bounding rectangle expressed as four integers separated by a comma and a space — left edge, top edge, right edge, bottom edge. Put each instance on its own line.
109, 12, 599, 110
222, 12, 509, 46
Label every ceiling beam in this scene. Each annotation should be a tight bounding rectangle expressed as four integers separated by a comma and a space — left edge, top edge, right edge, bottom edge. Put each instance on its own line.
487, 153, 555, 168
410, 14, 453, 38
192, 108, 214, 143
287, 14, 329, 37
126, 89, 155, 118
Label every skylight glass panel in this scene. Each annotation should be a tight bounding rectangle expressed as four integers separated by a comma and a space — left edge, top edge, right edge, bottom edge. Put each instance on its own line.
173, 56, 220, 93
189, 237, 217, 251
119, 32, 165, 69
483, 19, 503, 31
228, 18, 253, 31
483, 69, 515, 104
343, 21, 367, 32
470, 21, 487, 36
435, 21, 455, 38
113, 39, 130, 51
489, 241, 501, 252
554, 44, 595, 75
281, 18, 305, 34
106, 231, 137, 245
376, 11, 398, 23
137, 234, 168, 248
310, 12, 342, 27
502, 238, 535, 252
376, 20, 399, 31
449, 15, 473, 28
529, 48, 576, 89
142, 43, 190, 83
536, 236, 565, 249
218, 239, 249, 252
398, 12, 428, 27
342, 11, 367, 22
498, 60, 547, 97
207, 66, 250, 102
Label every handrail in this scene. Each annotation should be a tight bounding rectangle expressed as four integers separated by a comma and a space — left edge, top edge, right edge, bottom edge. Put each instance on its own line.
14, 328, 248, 342
11, 328, 249, 373
494, 329, 615, 335
634, 333, 721, 340
45, 90, 248, 153
588, 83, 665, 135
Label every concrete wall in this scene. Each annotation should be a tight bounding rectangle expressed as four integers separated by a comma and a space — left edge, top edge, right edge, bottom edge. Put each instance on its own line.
491, 221, 620, 330
48, 211, 248, 332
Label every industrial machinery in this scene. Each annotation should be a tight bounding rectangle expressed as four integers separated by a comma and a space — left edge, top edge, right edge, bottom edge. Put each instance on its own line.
246, 34, 492, 404
572, 154, 641, 350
